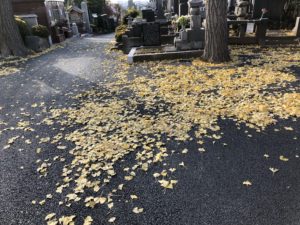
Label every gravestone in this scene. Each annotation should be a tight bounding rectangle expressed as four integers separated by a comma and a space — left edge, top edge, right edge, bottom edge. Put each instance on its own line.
235, 1, 251, 37
235, 0, 251, 20
156, 1, 166, 19
142, 23, 161, 46
66, 12, 71, 30
179, 0, 188, 16
128, 16, 133, 26
81, 1, 91, 33
246, 22, 255, 33
142, 9, 155, 22
174, 0, 179, 15
175, 0, 205, 50
17, 14, 38, 28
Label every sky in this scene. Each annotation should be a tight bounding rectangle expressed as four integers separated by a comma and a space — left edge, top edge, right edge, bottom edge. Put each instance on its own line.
110, 0, 149, 8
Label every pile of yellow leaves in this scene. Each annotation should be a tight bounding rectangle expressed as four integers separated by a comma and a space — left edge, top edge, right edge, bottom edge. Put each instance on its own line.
40, 45, 299, 224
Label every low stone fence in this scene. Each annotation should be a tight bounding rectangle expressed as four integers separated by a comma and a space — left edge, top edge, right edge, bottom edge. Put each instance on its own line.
228, 17, 300, 46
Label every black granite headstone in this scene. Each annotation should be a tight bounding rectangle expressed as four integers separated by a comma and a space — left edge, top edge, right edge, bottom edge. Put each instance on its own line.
142, 22, 161, 46
142, 9, 155, 22
174, 0, 179, 15
179, 0, 188, 16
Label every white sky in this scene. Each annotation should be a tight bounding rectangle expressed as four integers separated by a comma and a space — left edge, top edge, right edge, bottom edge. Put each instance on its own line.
110, 0, 149, 8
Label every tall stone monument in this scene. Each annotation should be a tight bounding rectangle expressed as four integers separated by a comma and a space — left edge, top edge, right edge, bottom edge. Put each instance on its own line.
234, 0, 251, 37
81, 0, 91, 33
174, 0, 205, 50
156, 0, 166, 20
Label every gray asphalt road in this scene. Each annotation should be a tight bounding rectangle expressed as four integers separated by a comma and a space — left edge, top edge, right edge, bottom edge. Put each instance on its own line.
0, 34, 299, 225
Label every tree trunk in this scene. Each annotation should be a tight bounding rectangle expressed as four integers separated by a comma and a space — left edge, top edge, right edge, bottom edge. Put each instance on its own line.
0, 0, 28, 57
202, 0, 230, 63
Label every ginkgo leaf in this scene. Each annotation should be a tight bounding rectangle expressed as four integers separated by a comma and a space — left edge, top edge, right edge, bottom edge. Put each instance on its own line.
269, 167, 279, 174
39, 200, 46, 205
242, 180, 252, 186
198, 148, 206, 153
169, 168, 176, 173
108, 202, 114, 209
160, 170, 167, 177
279, 155, 289, 162
47, 219, 58, 225
158, 179, 178, 189
130, 195, 138, 200
98, 197, 107, 204
124, 176, 133, 181
141, 163, 149, 171
179, 162, 185, 167
25, 139, 32, 144
57, 146, 67, 150
46, 194, 53, 199
83, 216, 93, 225
182, 148, 188, 154
153, 173, 160, 178
107, 169, 116, 176
58, 215, 76, 225
45, 213, 56, 221
118, 184, 124, 190
132, 207, 144, 214
108, 217, 116, 223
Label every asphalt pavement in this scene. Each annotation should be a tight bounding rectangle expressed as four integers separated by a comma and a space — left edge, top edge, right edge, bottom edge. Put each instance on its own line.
0, 34, 299, 225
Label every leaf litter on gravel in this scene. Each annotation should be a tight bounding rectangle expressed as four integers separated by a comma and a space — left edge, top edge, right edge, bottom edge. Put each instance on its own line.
30, 46, 300, 224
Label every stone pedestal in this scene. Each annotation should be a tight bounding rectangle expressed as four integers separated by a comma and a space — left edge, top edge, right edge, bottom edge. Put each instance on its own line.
25, 36, 50, 52
179, 0, 188, 16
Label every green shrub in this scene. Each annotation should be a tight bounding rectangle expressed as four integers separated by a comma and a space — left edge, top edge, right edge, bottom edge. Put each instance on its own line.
15, 17, 30, 40
176, 16, 190, 28
122, 8, 140, 24
31, 25, 50, 38
115, 24, 127, 42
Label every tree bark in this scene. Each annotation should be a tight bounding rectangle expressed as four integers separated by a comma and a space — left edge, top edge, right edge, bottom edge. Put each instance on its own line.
202, 0, 230, 63
0, 0, 29, 57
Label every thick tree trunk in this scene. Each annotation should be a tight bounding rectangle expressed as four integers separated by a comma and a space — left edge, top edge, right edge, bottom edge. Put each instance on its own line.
202, 0, 230, 63
0, 0, 28, 57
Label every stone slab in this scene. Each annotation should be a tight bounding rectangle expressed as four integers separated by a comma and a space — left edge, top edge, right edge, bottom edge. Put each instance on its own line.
129, 46, 203, 63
